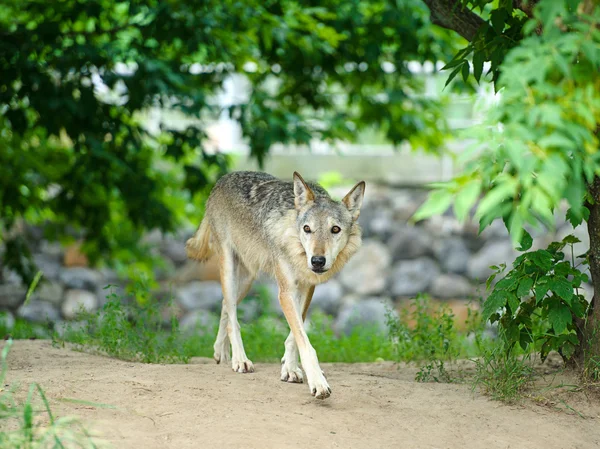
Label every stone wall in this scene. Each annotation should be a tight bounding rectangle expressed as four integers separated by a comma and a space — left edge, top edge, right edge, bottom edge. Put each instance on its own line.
0, 184, 591, 335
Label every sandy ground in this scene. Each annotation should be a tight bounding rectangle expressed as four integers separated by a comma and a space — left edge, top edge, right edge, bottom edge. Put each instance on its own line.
4, 340, 600, 449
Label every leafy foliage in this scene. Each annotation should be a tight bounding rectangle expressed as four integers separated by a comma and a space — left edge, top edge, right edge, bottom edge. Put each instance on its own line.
416, 1, 600, 244
1, 0, 458, 283
483, 233, 590, 362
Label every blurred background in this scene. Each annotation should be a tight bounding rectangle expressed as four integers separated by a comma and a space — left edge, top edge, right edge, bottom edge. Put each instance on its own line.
0, 0, 588, 337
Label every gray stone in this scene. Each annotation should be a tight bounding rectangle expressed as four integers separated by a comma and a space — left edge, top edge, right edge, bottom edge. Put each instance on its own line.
17, 300, 60, 323
390, 257, 440, 297
59, 267, 101, 291
390, 190, 424, 221
0, 311, 15, 330
388, 225, 432, 261
0, 283, 26, 308
39, 241, 63, 257
423, 215, 463, 238
433, 237, 471, 274
334, 297, 396, 336
179, 310, 218, 334
430, 274, 474, 299
33, 253, 61, 280
33, 281, 64, 306
62, 289, 98, 319
176, 281, 223, 312
339, 240, 391, 295
161, 237, 188, 265
467, 241, 517, 282
310, 280, 343, 316
238, 299, 260, 322
368, 208, 395, 241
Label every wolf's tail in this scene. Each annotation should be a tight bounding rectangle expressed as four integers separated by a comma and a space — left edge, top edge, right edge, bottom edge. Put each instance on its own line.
186, 219, 213, 262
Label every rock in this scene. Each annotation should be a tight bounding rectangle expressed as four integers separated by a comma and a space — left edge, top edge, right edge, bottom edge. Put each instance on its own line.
433, 237, 470, 274
179, 310, 218, 334
154, 257, 176, 281
17, 300, 60, 323
310, 280, 343, 316
0, 283, 26, 309
423, 215, 463, 238
33, 281, 64, 306
335, 297, 396, 336
339, 240, 391, 295
388, 225, 432, 261
390, 189, 425, 221
467, 241, 517, 282
33, 253, 61, 280
63, 243, 89, 267
62, 289, 98, 319
176, 281, 223, 312
368, 208, 395, 241
430, 274, 474, 299
162, 237, 188, 265
390, 257, 440, 297
39, 241, 63, 257
238, 299, 260, 322
59, 267, 101, 291
0, 311, 15, 330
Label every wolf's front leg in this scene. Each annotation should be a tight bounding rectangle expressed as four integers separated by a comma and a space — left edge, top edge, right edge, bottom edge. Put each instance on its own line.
280, 285, 315, 383
277, 282, 330, 399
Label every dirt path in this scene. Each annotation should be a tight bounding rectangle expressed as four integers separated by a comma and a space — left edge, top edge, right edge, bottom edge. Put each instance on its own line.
4, 341, 600, 449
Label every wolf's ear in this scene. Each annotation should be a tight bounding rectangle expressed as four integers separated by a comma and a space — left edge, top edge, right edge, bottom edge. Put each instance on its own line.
293, 172, 315, 209
342, 181, 365, 221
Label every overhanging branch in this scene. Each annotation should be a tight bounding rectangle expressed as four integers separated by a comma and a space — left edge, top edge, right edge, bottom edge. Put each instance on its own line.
422, 0, 485, 42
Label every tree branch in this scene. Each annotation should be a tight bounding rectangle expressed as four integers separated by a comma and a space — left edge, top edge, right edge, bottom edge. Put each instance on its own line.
422, 0, 485, 42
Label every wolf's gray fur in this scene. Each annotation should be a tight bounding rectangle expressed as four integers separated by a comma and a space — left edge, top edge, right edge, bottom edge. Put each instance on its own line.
186, 171, 365, 399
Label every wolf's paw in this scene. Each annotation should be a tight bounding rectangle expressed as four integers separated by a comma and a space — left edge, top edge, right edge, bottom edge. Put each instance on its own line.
232, 359, 254, 373
280, 359, 304, 383
308, 372, 331, 400
213, 340, 230, 364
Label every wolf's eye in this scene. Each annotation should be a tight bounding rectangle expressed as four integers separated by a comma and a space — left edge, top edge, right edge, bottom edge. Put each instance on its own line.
303, 225, 311, 233
331, 226, 341, 234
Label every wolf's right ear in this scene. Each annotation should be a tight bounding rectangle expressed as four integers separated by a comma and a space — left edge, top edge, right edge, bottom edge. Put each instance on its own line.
342, 181, 366, 221
293, 172, 315, 210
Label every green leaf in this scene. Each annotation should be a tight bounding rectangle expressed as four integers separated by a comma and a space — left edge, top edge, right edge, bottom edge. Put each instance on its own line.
412, 189, 453, 222
444, 65, 463, 88
561, 235, 581, 245
453, 180, 481, 221
495, 275, 519, 292
517, 229, 533, 252
483, 290, 508, 320
517, 277, 533, 297
550, 277, 573, 304
461, 61, 470, 83
507, 293, 520, 313
548, 305, 572, 334
528, 250, 553, 271
473, 51, 484, 83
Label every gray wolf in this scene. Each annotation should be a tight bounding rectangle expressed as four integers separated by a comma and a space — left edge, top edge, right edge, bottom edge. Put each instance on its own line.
186, 171, 365, 399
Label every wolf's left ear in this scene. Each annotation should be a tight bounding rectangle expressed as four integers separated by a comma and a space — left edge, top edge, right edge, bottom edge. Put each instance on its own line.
293, 172, 315, 210
342, 181, 366, 221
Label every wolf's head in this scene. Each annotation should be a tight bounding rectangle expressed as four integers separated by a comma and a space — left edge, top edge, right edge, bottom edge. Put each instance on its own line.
293, 172, 365, 275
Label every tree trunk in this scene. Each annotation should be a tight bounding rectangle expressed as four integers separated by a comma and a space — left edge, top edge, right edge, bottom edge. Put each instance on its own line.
421, 0, 485, 41
574, 176, 600, 374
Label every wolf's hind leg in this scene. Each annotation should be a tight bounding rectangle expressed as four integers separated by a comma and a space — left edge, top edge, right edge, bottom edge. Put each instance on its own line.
219, 247, 255, 373
281, 285, 314, 383
213, 305, 230, 364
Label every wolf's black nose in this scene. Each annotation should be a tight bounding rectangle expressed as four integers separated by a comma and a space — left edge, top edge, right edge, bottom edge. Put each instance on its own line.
311, 256, 326, 269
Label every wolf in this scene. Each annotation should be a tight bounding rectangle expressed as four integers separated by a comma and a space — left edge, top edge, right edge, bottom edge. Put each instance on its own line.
185, 171, 365, 399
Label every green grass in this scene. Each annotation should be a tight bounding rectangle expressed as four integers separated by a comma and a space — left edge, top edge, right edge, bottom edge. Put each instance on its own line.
54, 285, 396, 364
10, 282, 548, 404
0, 340, 97, 449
